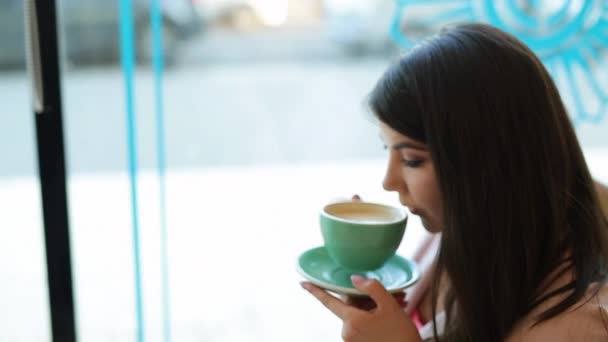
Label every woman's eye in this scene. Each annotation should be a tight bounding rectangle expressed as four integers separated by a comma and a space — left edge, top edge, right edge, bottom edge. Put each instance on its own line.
401, 159, 424, 168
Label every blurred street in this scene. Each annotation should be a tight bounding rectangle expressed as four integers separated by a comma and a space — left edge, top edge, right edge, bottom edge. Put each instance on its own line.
179, 26, 367, 64
2, 27, 607, 178
2, 27, 396, 178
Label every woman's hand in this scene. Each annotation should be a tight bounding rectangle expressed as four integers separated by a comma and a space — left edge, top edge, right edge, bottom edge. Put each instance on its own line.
302, 275, 422, 342
345, 292, 407, 311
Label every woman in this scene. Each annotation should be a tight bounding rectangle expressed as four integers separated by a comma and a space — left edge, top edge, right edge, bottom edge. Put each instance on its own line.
301, 23, 608, 341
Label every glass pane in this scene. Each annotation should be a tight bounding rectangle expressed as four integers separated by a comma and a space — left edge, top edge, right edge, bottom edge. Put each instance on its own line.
54, 0, 608, 341
0, 0, 51, 340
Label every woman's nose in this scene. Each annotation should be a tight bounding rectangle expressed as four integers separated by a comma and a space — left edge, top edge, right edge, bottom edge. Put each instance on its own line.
382, 158, 403, 192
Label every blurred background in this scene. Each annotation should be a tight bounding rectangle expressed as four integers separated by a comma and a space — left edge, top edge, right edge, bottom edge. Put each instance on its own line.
1, 0, 607, 341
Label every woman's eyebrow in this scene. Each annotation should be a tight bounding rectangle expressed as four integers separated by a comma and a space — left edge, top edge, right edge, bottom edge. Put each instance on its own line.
391, 141, 427, 151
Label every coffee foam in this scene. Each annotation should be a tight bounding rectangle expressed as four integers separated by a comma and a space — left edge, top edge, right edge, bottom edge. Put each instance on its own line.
324, 203, 404, 223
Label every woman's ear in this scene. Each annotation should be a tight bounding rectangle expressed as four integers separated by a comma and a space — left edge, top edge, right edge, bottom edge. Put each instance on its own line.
594, 181, 608, 219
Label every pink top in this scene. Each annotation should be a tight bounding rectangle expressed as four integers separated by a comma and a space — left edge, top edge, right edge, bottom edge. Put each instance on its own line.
410, 308, 426, 330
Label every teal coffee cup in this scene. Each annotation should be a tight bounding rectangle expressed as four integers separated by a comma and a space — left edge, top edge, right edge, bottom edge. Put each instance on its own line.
320, 202, 407, 271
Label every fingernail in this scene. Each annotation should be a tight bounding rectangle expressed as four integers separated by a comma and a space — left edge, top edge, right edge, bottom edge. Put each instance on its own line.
300, 282, 311, 291
351, 274, 367, 285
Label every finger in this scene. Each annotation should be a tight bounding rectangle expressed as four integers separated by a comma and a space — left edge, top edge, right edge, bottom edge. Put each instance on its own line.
301, 282, 353, 319
329, 195, 362, 204
350, 275, 397, 311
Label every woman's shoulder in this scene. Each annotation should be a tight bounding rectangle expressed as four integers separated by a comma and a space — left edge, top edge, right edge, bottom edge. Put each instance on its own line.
508, 282, 608, 342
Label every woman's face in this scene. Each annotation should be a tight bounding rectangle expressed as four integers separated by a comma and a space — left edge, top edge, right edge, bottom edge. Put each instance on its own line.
379, 122, 443, 233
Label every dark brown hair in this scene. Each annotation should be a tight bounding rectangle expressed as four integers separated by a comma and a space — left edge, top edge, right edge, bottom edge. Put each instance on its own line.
368, 23, 608, 341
